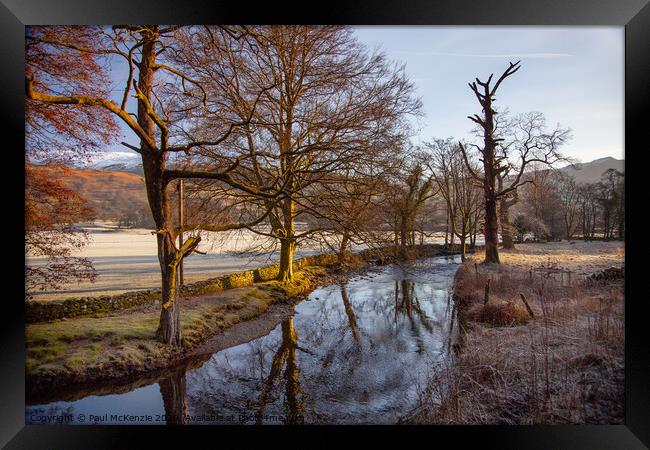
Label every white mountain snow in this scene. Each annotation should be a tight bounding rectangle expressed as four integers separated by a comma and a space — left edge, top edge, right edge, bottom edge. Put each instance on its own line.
85, 151, 143, 173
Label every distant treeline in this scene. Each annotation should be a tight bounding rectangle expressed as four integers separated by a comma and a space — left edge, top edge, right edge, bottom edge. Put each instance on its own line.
510, 168, 624, 242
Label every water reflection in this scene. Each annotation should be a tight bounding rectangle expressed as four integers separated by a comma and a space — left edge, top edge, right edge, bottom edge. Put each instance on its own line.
159, 369, 188, 425
257, 318, 304, 424
26, 255, 461, 425
340, 285, 360, 347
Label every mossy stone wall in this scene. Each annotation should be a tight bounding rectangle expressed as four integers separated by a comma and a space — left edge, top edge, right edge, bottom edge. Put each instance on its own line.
26, 244, 458, 323
26, 252, 341, 323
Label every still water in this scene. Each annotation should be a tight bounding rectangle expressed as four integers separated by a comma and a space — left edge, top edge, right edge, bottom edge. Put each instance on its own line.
26, 255, 461, 425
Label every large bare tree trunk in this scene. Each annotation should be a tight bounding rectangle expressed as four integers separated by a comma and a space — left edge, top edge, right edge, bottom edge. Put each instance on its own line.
277, 197, 296, 283
143, 160, 183, 346
480, 87, 501, 264
143, 33, 182, 345
278, 238, 295, 283
158, 254, 181, 346
137, 32, 184, 346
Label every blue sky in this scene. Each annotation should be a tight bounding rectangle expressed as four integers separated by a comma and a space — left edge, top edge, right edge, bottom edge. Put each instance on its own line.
352, 26, 624, 163
107, 26, 624, 164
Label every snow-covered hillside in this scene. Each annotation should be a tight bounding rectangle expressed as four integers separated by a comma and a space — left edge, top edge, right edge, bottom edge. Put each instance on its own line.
85, 151, 143, 173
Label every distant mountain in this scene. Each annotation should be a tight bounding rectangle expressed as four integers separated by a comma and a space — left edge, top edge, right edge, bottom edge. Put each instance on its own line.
84, 151, 143, 174
559, 156, 624, 184
30, 164, 150, 225
83, 151, 624, 185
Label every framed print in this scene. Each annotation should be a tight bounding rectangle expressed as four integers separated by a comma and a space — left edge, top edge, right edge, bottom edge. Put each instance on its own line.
2, 0, 648, 447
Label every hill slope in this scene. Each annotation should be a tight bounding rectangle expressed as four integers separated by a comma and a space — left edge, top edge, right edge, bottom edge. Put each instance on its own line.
31, 156, 623, 225
30, 164, 150, 224
559, 157, 624, 184
86, 151, 143, 174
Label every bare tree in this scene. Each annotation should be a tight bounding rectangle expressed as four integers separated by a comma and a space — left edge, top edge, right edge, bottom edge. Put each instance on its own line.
426, 138, 482, 260
517, 165, 564, 241
26, 25, 283, 346
426, 138, 458, 249
385, 156, 436, 259
597, 169, 625, 240
310, 168, 390, 266
167, 26, 421, 281
577, 183, 599, 240
458, 61, 571, 263
556, 172, 580, 239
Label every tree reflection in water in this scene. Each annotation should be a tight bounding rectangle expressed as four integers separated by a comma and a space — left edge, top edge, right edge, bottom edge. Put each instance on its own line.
340, 284, 360, 347
159, 368, 188, 424
394, 278, 436, 354
28, 257, 462, 425
257, 318, 304, 424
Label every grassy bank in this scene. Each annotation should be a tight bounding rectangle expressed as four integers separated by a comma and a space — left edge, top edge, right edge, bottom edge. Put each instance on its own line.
26, 267, 325, 397
411, 242, 624, 424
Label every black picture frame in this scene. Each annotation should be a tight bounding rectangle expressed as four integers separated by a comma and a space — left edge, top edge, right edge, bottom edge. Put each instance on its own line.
2, 0, 648, 447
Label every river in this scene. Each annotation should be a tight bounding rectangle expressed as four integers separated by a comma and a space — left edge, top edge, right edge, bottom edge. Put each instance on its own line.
26, 255, 461, 425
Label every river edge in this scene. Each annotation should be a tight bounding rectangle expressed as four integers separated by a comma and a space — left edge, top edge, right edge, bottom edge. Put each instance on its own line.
26, 265, 363, 404
27, 245, 465, 405
27, 253, 467, 426
27, 250, 456, 403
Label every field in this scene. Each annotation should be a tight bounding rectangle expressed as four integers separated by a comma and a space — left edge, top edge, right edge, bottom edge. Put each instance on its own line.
485, 241, 624, 276
26, 223, 454, 300
26, 224, 318, 300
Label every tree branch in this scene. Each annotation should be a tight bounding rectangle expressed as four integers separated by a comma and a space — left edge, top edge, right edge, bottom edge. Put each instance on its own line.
26, 77, 157, 152
458, 142, 481, 181
163, 169, 280, 198
491, 60, 521, 96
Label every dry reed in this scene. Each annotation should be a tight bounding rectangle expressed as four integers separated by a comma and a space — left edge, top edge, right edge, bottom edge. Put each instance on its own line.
410, 246, 624, 424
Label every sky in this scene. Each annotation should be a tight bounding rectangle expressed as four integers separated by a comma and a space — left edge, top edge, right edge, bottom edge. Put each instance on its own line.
351, 26, 624, 163
105, 26, 624, 165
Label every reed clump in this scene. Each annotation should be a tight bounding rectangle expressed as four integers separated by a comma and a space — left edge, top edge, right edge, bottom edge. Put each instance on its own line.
410, 248, 624, 424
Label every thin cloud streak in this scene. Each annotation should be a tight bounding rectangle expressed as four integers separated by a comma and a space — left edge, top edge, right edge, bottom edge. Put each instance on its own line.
406, 52, 572, 59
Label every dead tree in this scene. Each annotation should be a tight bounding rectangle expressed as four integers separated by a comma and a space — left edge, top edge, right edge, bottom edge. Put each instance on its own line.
459, 62, 570, 263
459, 61, 521, 263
